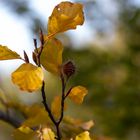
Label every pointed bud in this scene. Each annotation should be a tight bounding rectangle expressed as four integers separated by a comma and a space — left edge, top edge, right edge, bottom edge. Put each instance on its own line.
39, 28, 44, 45
23, 50, 29, 63
33, 38, 38, 52
32, 52, 38, 65
63, 61, 75, 78
33, 38, 37, 47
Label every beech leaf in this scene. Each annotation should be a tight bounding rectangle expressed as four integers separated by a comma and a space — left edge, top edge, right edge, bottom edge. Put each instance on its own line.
75, 131, 91, 140
51, 96, 61, 118
41, 128, 55, 140
11, 63, 44, 92
48, 1, 84, 35
23, 106, 50, 127
40, 38, 63, 75
68, 86, 88, 104
0, 45, 21, 60
18, 126, 33, 134
13, 126, 38, 140
51, 96, 67, 119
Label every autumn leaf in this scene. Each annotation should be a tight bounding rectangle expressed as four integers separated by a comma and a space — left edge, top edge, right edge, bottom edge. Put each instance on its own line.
40, 128, 55, 140
47, 1, 84, 35
11, 63, 44, 92
63, 116, 93, 131
51, 96, 67, 119
24, 104, 45, 118
0, 45, 21, 60
23, 106, 50, 127
68, 86, 88, 104
40, 38, 63, 75
13, 126, 38, 140
18, 126, 33, 134
75, 131, 91, 140
51, 96, 61, 118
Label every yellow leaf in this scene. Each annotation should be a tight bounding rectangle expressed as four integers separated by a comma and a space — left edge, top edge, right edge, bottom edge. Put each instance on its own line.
48, 2, 84, 35
76, 131, 91, 140
51, 96, 67, 119
18, 126, 33, 134
24, 104, 45, 118
13, 126, 38, 140
11, 63, 44, 92
23, 107, 50, 127
51, 96, 61, 118
68, 86, 88, 104
40, 38, 63, 75
0, 45, 21, 60
41, 128, 55, 140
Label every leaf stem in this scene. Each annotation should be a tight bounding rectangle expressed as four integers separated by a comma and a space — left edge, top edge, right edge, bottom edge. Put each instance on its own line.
41, 80, 63, 140
41, 75, 68, 140
55, 74, 67, 140
64, 87, 73, 99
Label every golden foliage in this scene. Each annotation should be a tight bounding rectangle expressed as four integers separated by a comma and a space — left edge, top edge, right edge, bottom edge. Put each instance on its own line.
76, 131, 91, 140
0, 1, 90, 140
40, 38, 63, 75
11, 63, 44, 92
51, 96, 61, 118
13, 126, 38, 140
51, 96, 67, 119
39, 128, 55, 140
23, 110, 49, 127
68, 86, 88, 104
18, 126, 33, 134
0, 45, 21, 60
48, 1, 84, 35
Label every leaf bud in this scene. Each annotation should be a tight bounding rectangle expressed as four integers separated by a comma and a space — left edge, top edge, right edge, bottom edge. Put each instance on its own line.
39, 28, 44, 45
32, 52, 38, 65
23, 50, 29, 63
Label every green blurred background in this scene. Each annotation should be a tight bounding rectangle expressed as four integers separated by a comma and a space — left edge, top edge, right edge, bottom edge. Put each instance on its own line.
0, 0, 140, 140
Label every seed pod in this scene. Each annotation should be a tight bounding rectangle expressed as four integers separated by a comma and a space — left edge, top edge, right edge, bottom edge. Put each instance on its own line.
63, 61, 75, 78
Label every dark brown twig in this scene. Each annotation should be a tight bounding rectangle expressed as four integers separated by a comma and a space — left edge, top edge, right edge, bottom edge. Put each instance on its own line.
64, 87, 73, 99
41, 81, 56, 125
36, 29, 68, 140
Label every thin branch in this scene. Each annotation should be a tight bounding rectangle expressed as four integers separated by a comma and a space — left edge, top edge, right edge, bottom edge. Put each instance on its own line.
41, 81, 63, 140
64, 87, 73, 99
54, 74, 67, 140
0, 110, 21, 128
41, 81, 56, 125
